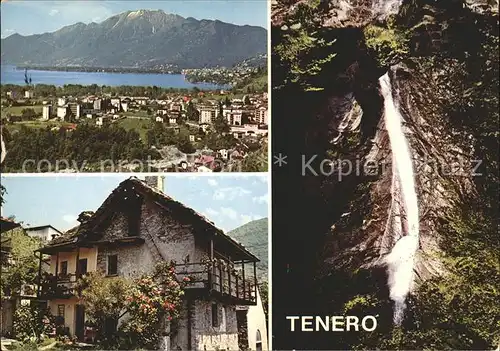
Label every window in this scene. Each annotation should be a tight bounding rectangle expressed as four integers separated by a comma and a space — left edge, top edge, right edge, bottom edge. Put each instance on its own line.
256, 330, 262, 351
57, 304, 65, 318
211, 303, 219, 327
107, 255, 118, 276
60, 261, 68, 276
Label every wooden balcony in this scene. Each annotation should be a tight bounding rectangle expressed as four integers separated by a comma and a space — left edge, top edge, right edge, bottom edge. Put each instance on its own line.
175, 260, 258, 305
38, 273, 79, 299
38, 261, 258, 305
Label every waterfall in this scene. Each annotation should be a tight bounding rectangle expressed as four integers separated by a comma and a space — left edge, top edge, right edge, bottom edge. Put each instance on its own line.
379, 73, 420, 325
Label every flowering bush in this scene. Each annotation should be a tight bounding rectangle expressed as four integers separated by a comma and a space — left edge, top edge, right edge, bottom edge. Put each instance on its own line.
13, 304, 54, 342
119, 261, 188, 350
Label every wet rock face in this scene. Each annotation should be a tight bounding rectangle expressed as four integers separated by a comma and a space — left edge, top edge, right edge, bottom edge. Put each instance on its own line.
272, 0, 403, 28
318, 60, 476, 288
465, 0, 499, 13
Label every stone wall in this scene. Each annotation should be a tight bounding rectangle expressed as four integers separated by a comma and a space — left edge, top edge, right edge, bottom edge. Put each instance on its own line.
96, 244, 154, 278
192, 300, 239, 351
140, 201, 199, 264
92, 192, 239, 351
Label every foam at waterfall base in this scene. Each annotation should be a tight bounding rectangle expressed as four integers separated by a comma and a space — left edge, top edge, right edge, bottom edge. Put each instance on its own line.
385, 235, 419, 324
379, 72, 420, 326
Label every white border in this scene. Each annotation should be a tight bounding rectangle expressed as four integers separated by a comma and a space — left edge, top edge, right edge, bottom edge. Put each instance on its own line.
266, 0, 273, 347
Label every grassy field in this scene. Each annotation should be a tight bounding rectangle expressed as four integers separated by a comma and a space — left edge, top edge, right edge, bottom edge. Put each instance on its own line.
5, 120, 73, 132
122, 110, 152, 118
116, 117, 153, 140
1, 105, 44, 117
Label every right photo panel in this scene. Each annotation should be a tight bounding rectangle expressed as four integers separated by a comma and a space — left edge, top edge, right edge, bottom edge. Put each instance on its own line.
271, 1, 499, 350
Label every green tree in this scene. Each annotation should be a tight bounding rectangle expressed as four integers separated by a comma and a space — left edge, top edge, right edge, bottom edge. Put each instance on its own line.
21, 108, 37, 120
177, 139, 196, 154
186, 101, 199, 122
1, 228, 42, 299
213, 102, 230, 134
76, 271, 131, 344
241, 142, 268, 172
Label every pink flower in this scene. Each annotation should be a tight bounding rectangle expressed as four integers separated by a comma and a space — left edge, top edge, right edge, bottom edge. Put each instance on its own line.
167, 316, 173, 321
183, 277, 191, 282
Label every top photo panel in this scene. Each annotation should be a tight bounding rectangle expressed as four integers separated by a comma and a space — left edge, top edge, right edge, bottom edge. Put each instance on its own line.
0, 1, 268, 173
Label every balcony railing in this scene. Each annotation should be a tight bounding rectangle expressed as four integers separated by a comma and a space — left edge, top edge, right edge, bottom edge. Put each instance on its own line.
38, 261, 258, 305
175, 261, 257, 305
39, 273, 79, 299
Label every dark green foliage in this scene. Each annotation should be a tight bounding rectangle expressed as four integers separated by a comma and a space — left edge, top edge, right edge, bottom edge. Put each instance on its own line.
2, 124, 161, 172
13, 304, 54, 342
213, 102, 230, 134
232, 67, 268, 93
186, 101, 200, 122
363, 19, 410, 67
20, 108, 38, 120
1, 228, 41, 299
273, 1, 337, 91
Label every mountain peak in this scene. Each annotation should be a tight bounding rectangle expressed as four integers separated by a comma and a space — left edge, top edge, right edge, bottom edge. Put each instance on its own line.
1, 11, 266, 68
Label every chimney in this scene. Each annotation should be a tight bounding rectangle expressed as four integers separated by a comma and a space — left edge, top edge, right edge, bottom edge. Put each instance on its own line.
77, 211, 94, 223
144, 176, 165, 192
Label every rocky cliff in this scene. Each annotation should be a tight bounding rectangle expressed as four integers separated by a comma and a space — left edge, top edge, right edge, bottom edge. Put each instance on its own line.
272, 0, 498, 349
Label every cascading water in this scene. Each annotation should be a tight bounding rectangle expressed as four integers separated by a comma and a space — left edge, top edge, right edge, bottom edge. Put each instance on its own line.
379, 72, 420, 325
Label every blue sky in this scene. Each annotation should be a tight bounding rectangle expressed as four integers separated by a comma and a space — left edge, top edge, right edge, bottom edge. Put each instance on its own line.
0, 0, 268, 38
0, 175, 268, 232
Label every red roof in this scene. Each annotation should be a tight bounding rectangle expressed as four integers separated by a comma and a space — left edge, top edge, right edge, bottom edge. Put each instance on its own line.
195, 155, 215, 165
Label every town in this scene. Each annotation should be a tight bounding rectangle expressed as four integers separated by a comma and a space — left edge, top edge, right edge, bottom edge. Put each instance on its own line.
0, 84, 268, 172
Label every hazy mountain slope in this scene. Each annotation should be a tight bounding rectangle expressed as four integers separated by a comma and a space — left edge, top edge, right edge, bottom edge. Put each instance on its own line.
0, 10, 266, 68
227, 218, 268, 281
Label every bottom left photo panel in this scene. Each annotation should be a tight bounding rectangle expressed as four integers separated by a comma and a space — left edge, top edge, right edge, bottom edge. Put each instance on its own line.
0, 174, 269, 351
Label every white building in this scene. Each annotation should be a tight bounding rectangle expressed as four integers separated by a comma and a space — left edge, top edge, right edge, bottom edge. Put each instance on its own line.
57, 106, 68, 120
42, 105, 52, 120
24, 225, 63, 242
58, 98, 67, 107
110, 98, 121, 109
121, 102, 129, 112
68, 103, 81, 119
155, 116, 165, 123
240, 288, 268, 351
218, 149, 229, 160
24, 90, 34, 99
96, 116, 110, 127
255, 106, 268, 125
198, 106, 219, 124
223, 108, 243, 126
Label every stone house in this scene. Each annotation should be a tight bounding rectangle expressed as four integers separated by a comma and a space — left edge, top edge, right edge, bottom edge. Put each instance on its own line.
35, 177, 263, 350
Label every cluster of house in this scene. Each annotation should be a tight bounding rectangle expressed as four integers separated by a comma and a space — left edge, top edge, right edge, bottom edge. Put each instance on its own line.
41, 96, 136, 125
194, 95, 268, 140
0, 177, 268, 351
153, 144, 255, 173
38, 93, 268, 138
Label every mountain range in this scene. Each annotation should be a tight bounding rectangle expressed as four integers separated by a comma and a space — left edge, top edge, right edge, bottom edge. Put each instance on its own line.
227, 218, 268, 282
0, 10, 267, 69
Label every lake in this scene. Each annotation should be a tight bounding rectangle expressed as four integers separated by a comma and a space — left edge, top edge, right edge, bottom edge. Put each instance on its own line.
0, 65, 229, 90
